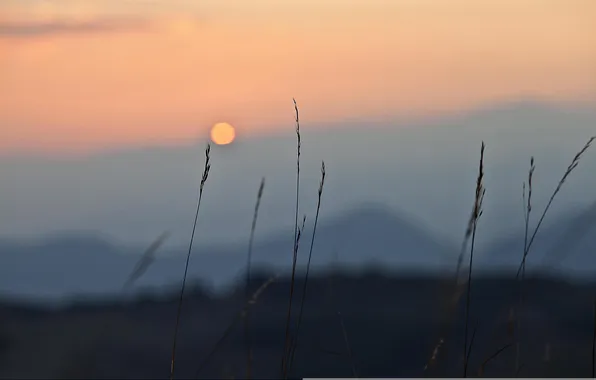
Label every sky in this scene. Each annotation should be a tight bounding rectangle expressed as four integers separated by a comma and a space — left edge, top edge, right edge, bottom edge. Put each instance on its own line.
1, 0, 595, 154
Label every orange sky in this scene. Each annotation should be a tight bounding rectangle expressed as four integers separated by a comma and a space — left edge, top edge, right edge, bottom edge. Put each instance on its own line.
1, 0, 595, 154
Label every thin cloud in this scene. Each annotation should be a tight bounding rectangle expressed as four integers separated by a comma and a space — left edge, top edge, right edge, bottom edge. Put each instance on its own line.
0, 17, 152, 38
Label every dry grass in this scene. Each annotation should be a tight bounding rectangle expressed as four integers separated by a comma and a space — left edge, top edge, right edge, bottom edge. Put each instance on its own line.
170, 143, 211, 380
425, 135, 594, 377
515, 156, 535, 373
510, 136, 594, 376
478, 342, 513, 376
462, 142, 486, 377
515, 136, 595, 278
195, 275, 280, 378
123, 231, 170, 290
287, 161, 326, 372
244, 177, 265, 379
281, 98, 303, 379
425, 144, 488, 375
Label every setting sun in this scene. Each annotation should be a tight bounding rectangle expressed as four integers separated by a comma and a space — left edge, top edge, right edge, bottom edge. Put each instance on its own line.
210, 123, 236, 145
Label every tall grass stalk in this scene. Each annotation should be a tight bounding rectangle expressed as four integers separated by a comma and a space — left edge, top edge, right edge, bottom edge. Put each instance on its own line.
195, 275, 279, 378
478, 343, 513, 376
283, 215, 306, 376
123, 231, 170, 290
244, 177, 265, 380
281, 98, 302, 378
424, 232, 477, 373
465, 325, 478, 373
463, 142, 486, 377
510, 136, 593, 376
515, 157, 534, 373
515, 136, 595, 278
288, 161, 326, 372
425, 143, 486, 375
170, 144, 211, 380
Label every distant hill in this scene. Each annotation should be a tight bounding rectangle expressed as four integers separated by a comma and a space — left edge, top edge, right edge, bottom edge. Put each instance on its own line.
480, 201, 596, 275
3, 199, 596, 301
0, 204, 458, 300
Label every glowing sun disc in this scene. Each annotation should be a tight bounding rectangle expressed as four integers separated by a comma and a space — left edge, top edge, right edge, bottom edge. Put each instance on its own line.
210, 122, 236, 145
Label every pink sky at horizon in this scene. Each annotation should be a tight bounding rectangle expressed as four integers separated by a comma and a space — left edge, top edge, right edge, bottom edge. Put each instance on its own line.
1, 0, 595, 154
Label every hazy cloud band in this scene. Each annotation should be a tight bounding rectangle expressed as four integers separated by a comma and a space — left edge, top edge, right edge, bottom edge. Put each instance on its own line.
0, 18, 150, 38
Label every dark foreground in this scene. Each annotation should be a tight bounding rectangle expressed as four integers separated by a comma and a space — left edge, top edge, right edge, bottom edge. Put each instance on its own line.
1, 270, 595, 378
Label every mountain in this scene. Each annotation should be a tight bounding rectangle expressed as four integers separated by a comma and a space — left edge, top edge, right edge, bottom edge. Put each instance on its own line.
0, 204, 458, 301
2, 196, 595, 302
478, 200, 596, 275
